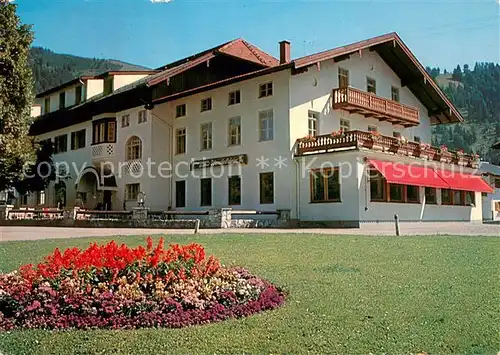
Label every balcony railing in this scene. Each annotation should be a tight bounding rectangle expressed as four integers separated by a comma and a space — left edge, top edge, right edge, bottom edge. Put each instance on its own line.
295, 130, 479, 168
91, 143, 115, 161
333, 87, 420, 126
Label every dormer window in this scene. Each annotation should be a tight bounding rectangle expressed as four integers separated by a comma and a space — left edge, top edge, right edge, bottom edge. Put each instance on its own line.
103, 77, 114, 95
75, 85, 82, 105
44, 98, 50, 114
59, 92, 66, 109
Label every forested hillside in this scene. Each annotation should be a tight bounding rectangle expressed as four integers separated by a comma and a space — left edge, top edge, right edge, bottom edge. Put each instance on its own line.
427, 63, 500, 165
29, 47, 148, 94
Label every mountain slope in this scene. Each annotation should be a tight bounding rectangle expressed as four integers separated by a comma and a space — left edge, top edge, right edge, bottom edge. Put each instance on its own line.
429, 63, 500, 165
29, 47, 149, 94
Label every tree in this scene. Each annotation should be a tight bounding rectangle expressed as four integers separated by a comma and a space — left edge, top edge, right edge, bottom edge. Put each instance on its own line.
452, 65, 463, 82
0, 1, 36, 190
13, 140, 57, 195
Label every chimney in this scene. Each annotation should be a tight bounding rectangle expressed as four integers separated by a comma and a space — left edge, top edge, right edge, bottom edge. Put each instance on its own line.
279, 40, 291, 64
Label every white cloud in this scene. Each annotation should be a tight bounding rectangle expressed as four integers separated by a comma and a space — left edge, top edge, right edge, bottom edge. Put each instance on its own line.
150, 0, 173, 3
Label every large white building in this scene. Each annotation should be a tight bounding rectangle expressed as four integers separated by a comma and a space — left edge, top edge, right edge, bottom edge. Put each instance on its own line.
24, 33, 494, 226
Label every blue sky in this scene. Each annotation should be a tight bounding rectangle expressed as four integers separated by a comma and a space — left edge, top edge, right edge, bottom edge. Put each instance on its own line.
16, 0, 500, 70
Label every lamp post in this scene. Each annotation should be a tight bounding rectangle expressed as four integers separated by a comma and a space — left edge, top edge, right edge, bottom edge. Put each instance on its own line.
137, 191, 146, 208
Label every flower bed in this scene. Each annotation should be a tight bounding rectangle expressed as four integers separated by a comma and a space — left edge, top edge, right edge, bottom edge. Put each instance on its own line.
0, 238, 285, 330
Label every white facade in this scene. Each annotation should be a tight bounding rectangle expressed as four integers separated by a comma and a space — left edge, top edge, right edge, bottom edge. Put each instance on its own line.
25, 37, 488, 224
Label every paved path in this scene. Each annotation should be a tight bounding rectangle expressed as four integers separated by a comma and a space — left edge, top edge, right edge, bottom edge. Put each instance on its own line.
0, 223, 498, 242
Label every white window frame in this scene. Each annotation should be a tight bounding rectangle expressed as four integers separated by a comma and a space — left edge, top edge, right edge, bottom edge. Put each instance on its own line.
200, 122, 213, 150
259, 109, 274, 142
175, 104, 186, 118
338, 68, 349, 88
138, 110, 147, 124
308, 111, 319, 137
201, 97, 212, 112
228, 90, 241, 106
121, 114, 130, 128
367, 77, 377, 94
391, 86, 400, 102
228, 117, 241, 146
126, 136, 142, 161
259, 82, 273, 98
176, 127, 186, 154
340, 118, 351, 132
125, 183, 140, 201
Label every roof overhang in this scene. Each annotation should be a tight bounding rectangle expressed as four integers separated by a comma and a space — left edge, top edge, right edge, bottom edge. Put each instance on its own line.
294, 32, 464, 125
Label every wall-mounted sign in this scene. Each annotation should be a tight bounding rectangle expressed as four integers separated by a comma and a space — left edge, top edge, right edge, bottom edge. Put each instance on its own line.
191, 154, 248, 170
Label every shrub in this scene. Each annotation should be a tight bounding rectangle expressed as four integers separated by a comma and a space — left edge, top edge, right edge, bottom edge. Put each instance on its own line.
0, 237, 285, 330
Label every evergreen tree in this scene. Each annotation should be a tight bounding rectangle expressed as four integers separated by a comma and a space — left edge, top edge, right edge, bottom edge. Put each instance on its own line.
0, 0, 36, 190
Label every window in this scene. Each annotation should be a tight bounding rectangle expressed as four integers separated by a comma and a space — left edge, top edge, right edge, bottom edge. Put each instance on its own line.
310, 168, 341, 203
308, 111, 319, 137
259, 82, 273, 98
92, 118, 116, 144
59, 92, 66, 109
54, 134, 68, 154
367, 77, 376, 94
201, 97, 212, 112
138, 110, 147, 124
176, 128, 186, 154
200, 178, 212, 206
453, 190, 464, 206
338, 68, 349, 88
44, 98, 50, 114
71, 129, 86, 150
340, 118, 350, 132
36, 190, 45, 205
125, 184, 140, 201
406, 185, 420, 203
259, 172, 274, 204
175, 181, 186, 208
393, 131, 401, 138
425, 187, 437, 204
200, 122, 212, 150
20, 194, 28, 205
228, 117, 241, 146
228, 176, 241, 205
414, 136, 421, 143
389, 184, 404, 202
126, 136, 142, 161
391, 86, 400, 102
370, 169, 386, 201
228, 90, 241, 105
104, 77, 113, 95
465, 191, 475, 206
121, 114, 130, 127
259, 109, 274, 141
441, 189, 452, 205
368, 125, 378, 133
495, 178, 500, 189
75, 86, 82, 105
175, 104, 186, 118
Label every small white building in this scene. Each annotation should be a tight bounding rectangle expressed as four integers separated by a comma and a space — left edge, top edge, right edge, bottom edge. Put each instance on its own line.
479, 162, 500, 221
24, 33, 493, 226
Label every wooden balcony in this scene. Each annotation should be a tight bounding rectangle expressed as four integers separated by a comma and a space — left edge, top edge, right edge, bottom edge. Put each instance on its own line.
333, 87, 420, 127
295, 130, 479, 168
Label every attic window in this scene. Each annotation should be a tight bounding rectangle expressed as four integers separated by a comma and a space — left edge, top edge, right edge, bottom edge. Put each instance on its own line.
259, 82, 273, 98
59, 92, 66, 109
75, 85, 82, 105
104, 77, 114, 95
201, 97, 212, 112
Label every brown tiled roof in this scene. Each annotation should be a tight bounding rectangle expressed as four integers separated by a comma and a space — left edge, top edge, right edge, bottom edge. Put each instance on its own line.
218, 39, 279, 67
146, 39, 278, 87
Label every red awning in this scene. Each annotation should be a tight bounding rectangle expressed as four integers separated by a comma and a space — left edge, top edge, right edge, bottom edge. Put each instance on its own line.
435, 170, 494, 193
368, 160, 448, 188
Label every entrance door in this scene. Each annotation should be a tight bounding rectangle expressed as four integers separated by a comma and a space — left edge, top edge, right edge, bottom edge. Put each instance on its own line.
103, 191, 112, 211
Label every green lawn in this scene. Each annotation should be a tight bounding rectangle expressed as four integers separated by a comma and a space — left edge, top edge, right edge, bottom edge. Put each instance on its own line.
0, 234, 498, 354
